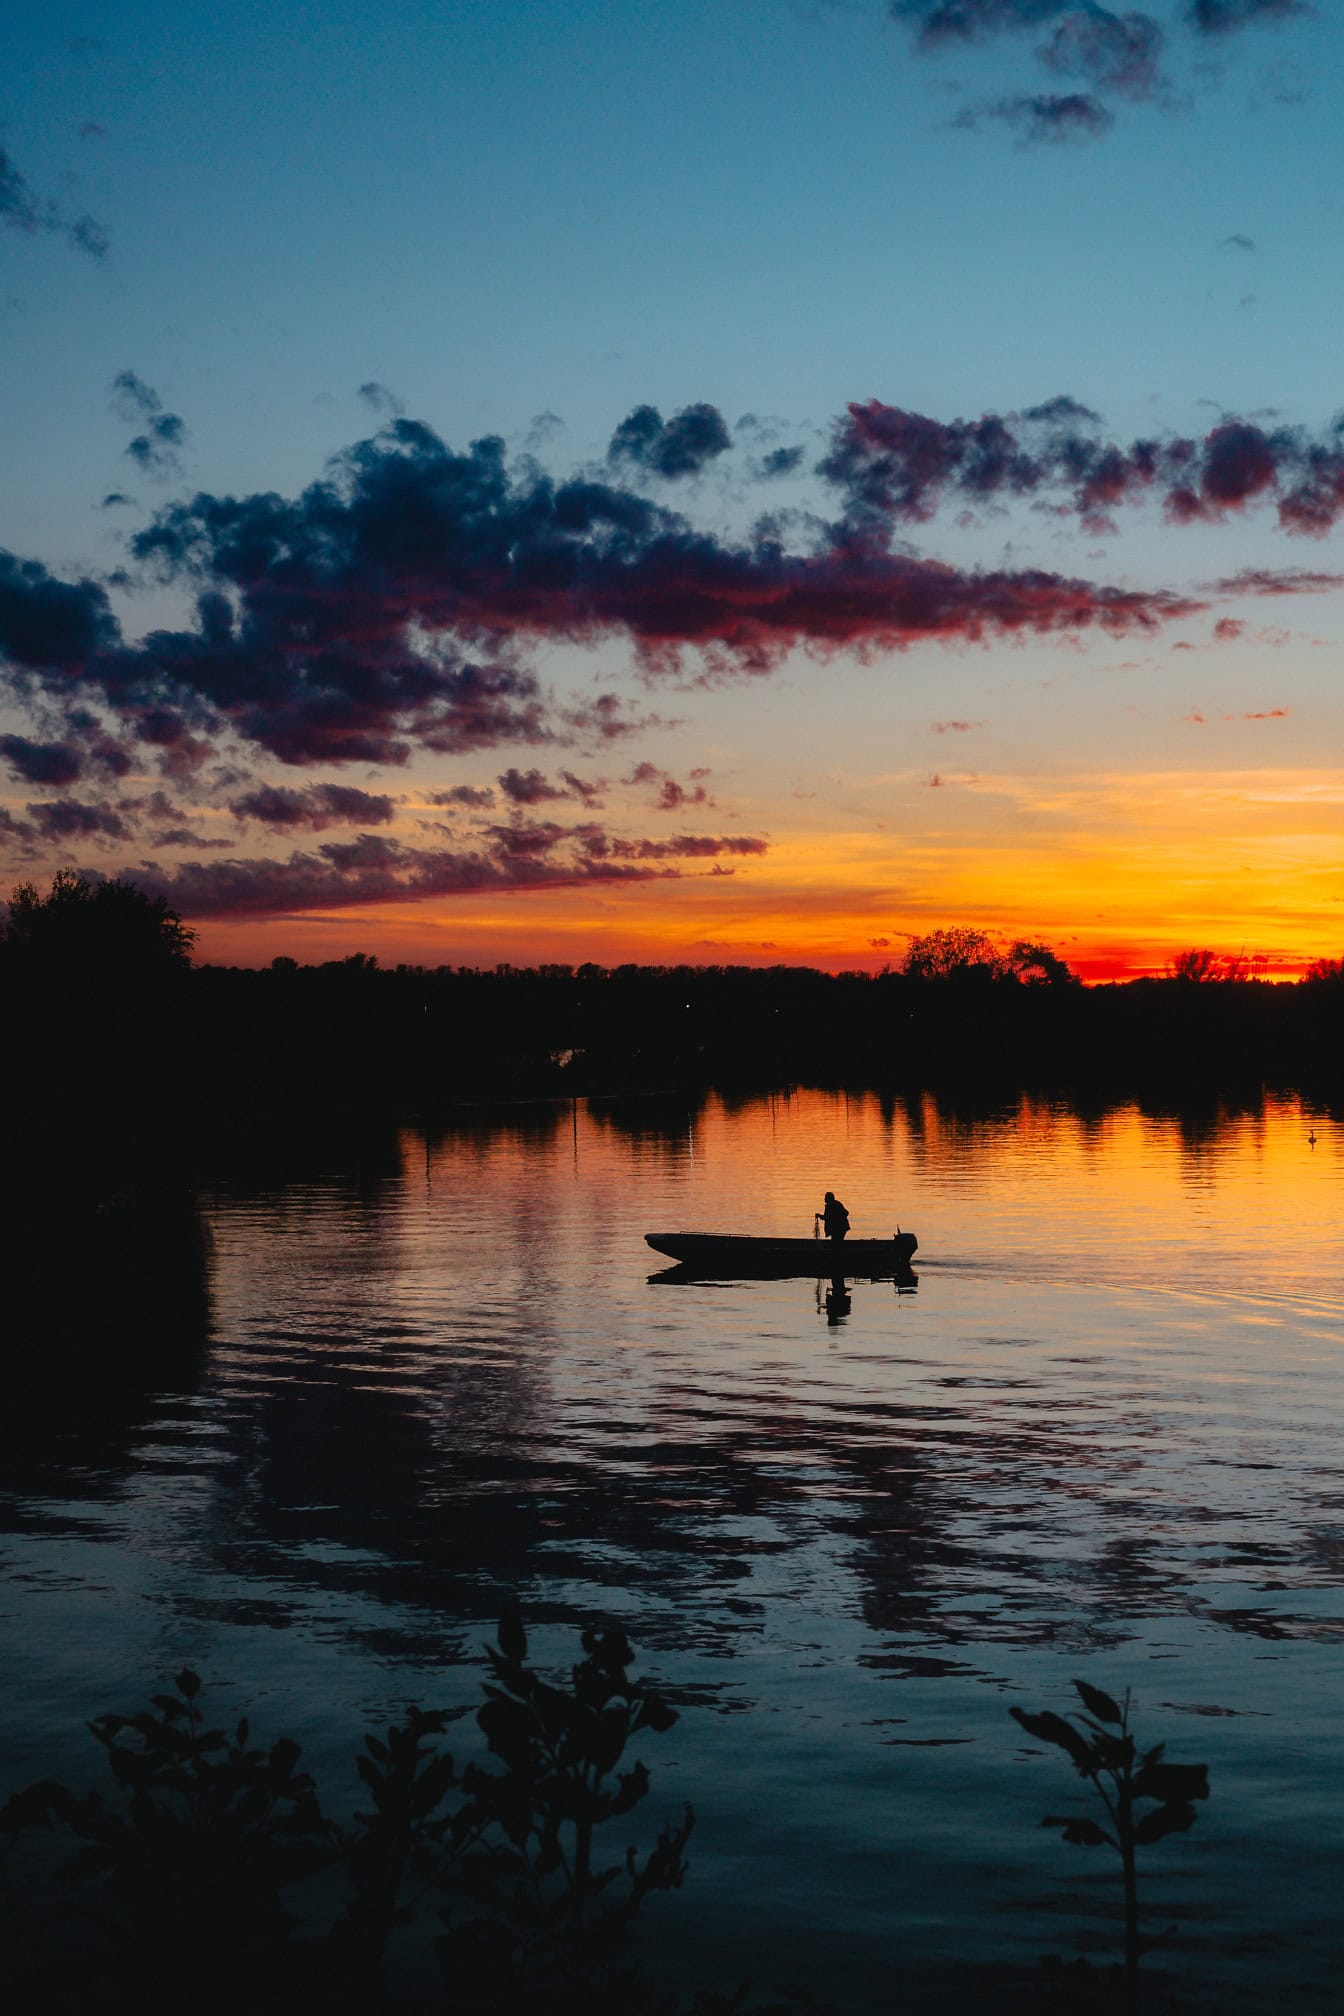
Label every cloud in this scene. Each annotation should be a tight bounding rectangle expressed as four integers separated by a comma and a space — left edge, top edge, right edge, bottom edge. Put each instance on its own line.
1, 734, 86, 786
1187, 0, 1307, 35
1241, 706, 1290, 717
821, 398, 1344, 536
0, 412, 1210, 787
497, 766, 569, 806
577, 828, 766, 861
0, 548, 120, 664
892, 0, 1308, 136
1038, 8, 1167, 98
427, 783, 496, 808
1022, 394, 1102, 423
229, 782, 397, 830
1221, 232, 1256, 251
608, 403, 733, 479
756, 445, 807, 479
1211, 565, 1344, 595
357, 381, 404, 417
622, 761, 713, 810
117, 817, 765, 919
0, 143, 108, 260
110, 370, 189, 479
564, 693, 672, 741
559, 769, 605, 803
892, 2, 1074, 50
495, 766, 607, 806
25, 796, 133, 842
931, 718, 984, 732
950, 91, 1116, 143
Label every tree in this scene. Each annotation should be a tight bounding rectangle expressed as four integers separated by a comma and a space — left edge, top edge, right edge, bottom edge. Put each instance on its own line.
2, 869, 194, 977
1006, 939, 1079, 987
902, 927, 1006, 981
1166, 947, 1220, 984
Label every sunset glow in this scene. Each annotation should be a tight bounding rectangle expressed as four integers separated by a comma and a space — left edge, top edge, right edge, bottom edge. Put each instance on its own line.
4, 2, 1342, 978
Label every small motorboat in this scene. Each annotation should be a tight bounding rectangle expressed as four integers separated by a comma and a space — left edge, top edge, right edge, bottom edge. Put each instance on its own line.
645, 1230, 917, 1277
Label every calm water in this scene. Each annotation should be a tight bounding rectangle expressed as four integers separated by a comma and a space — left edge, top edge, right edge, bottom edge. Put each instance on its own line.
3, 1088, 1342, 2008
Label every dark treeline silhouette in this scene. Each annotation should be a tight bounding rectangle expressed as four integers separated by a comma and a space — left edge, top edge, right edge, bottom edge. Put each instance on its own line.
4, 882, 1344, 1153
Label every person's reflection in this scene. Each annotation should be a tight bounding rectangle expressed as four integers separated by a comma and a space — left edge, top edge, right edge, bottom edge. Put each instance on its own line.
824, 1276, 852, 1325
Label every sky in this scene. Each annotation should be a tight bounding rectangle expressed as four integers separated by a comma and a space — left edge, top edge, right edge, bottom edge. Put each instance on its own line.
2, 0, 1342, 978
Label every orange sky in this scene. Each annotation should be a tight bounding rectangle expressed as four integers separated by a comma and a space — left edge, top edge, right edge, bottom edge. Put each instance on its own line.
191, 754, 1344, 979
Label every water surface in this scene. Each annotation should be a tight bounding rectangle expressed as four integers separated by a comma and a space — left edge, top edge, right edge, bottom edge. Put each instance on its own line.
3, 1088, 1341, 2008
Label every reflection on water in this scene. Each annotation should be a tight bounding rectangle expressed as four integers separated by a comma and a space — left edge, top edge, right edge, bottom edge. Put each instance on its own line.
1, 1088, 1341, 2009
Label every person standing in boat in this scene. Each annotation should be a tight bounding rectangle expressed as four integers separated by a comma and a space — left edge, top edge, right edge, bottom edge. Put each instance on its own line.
817, 1190, 850, 1242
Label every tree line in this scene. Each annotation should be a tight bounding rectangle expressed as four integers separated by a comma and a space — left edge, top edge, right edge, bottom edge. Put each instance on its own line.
3, 877, 1342, 1140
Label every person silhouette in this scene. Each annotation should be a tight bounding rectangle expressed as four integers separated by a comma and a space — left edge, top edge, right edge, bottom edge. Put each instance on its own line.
817, 1190, 850, 1241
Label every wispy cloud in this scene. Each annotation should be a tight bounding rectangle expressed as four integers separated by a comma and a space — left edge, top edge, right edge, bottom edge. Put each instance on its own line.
0, 142, 108, 259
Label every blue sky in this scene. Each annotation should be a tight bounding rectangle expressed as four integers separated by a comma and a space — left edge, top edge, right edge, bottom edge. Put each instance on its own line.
3, 0, 1342, 972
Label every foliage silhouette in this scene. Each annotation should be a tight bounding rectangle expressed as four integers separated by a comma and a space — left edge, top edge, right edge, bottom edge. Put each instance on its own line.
444, 1612, 695, 2013
0, 1665, 331, 2007
2, 866, 194, 976
1011, 1682, 1209, 2013
1, 1619, 705, 2016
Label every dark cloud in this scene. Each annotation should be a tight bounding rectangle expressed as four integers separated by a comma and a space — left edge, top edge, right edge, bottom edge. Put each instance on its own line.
1021, 394, 1102, 424
564, 694, 672, 741
577, 829, 767, 862
893, 0, 1307, 138
891, 1, 1071, 48
1038, 8, 1166, 98
951, 91, 1116, 142
1221, 232, 1256, 251
101, 491, 136, 509
757, 445, 808, 479
524, 411, 565, 452
0, 549, 120, 666
494, 766, 607, 807
820, 398, 1344, 538
357, 381, 404, 417
609, 403, 733, 479
0, 808, 39, 854
149, 827, 229, 848
623, 761, 712, 810
1211, 565, 1344, 595
498, 767, 568, 806
110, 371, 188, 479
229, 782, 397, 830
656, 779, 709, 810
0, 408, 1219, 785
26, 797, 133, 843
1187, 0, 1306, 33
121, 828, 706, 920
487, 817, 571, 857
427, 783, 496, 809
1, 734, 86, 786
0, 143, 108, 260
559, 769, 605, 803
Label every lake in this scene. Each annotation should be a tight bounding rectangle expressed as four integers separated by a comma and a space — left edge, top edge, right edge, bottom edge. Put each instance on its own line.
2, 1086, 1341, 2009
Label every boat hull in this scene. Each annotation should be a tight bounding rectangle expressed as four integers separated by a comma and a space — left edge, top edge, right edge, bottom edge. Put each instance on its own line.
645, 1231, 917, 1276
